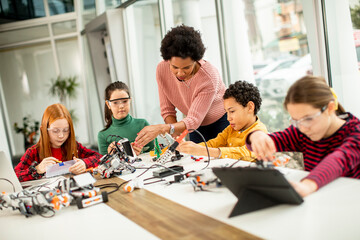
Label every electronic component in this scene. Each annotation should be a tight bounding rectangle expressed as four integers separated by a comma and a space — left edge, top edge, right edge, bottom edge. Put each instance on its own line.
0, 173, 108, 217
96, 138, 139, 178
156, 129, 188, 164
188, 169, 221, 191
123, 179, 144, 193
152, 165, 184, 178
76, 192, 108, 209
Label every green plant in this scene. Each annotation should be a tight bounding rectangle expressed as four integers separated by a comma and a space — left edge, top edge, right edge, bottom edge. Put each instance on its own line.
14, 116, 40, 149
49, 76, 79, 123
49, 76, 78, 106
350, 4, 360, 29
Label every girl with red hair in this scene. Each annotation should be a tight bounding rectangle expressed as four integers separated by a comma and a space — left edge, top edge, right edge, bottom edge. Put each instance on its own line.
15, 103, 101, 182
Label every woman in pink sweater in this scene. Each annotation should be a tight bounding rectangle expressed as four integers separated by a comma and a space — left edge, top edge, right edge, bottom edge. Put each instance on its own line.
135, 25, 228, 146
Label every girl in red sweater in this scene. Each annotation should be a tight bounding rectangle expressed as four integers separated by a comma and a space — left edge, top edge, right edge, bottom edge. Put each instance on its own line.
15, 103, 101, 182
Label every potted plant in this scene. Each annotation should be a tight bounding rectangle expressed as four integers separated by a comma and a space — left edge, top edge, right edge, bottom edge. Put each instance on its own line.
14, 116, 40, 150
49, 75, 79, 122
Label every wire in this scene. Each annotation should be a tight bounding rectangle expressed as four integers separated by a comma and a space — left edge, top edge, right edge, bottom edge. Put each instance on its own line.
0, 178, 15, 192
39, 206, 55, 218
188, 129, 211, 170
94, 183, 120, 195
144, 179, 165, 185
106, 134, 124, 143
228, 159, 241, 168
113, 181, 129, 194
134, 163, 161, 178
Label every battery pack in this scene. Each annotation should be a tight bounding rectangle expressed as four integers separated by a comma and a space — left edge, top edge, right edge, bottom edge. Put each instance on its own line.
152, 165, 184, 178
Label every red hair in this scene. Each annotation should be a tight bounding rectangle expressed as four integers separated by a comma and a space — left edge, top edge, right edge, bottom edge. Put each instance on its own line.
35, 103, 78, 161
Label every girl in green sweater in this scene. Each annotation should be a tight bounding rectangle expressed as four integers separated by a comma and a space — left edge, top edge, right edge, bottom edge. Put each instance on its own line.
97, 81, 154, 155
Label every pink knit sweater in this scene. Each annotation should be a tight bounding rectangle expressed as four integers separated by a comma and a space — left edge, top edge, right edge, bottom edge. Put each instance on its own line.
156, 59, 226, 130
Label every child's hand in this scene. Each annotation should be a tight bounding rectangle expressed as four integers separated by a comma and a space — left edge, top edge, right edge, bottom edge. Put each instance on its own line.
69, 157, 86, 175
178, 141, 200, 155
289, 179, 318, 197
131, 142, 142, 156
249, 131, 276, 161
36, 157, 58, 174
107, 141, 117, 154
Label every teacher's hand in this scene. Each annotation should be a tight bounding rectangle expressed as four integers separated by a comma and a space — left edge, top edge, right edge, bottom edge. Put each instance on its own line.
135, 124, 167, 147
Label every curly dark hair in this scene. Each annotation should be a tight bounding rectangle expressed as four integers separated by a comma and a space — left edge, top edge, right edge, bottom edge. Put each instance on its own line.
160, 24, 206, 61
223, 80, 262, 115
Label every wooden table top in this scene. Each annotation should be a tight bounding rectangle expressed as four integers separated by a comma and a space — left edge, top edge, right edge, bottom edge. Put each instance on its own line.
95, 176, 261, 240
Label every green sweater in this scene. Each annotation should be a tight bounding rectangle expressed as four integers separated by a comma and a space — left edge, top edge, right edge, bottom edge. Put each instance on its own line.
97, 114, 154, 155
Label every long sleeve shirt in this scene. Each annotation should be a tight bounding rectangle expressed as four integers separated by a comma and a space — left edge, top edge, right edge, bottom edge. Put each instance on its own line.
98, 114, 154, 155
15, 142, 101, 182
199, 117, 267, 159
249, 113, 360, 189
156, 59, 226, 130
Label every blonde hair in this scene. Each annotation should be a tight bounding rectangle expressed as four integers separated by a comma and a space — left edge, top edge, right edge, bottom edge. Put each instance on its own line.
284, 76, 345, 114
35, 103, 77, 161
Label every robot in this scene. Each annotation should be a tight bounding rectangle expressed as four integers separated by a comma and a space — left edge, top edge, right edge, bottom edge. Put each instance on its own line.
187, 169, 222, 191
0, 173, 108, 217
155, 130, 188, 164
96, 138, 138, 178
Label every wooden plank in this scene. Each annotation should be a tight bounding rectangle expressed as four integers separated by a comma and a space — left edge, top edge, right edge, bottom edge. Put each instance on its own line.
95, 177, 261, 240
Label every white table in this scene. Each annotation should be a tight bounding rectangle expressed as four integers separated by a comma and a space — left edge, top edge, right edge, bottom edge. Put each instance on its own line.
121, 154, 360, 240
0, 196, 158, 240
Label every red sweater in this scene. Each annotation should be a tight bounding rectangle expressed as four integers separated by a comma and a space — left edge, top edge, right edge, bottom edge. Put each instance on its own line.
267, 113, 360, 188
15, 142, 102, 182
156, 59, 226, 129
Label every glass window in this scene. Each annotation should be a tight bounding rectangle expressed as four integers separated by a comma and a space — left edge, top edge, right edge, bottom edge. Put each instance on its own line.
323, 0, 360, 117
124, 1, 163, 124
48, 0, 74, 16
0, 0, 45, 22
0, 25, 49, 46
222, 0, 312, 132
82, 36, 103, 146
55, 38, 89, 143
105, 0, 121, 9
82, 0, 96, 27
83, 0, 96, 10
350, 2, 360, 69
52, 20, 77, 36
0, 42, 57, 155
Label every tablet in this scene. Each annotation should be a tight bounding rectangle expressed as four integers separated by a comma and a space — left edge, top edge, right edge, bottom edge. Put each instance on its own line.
212, 167, 303, 217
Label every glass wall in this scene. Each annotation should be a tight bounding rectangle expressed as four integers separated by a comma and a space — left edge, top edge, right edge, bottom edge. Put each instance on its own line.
55, 37, 89, 142
222, 0, 312, 132
323, 0, 360, 118
124, 1, 163, 124
52, 20, 77, 35
0, 25, 50, 45
82, 36, 103, 148
0, 42, 58, 155
350, 0, 360, 70
0, 0, 46, 22
0, 0, 95, 158
48, 0, 74, 16
121, 0, 316, 132
81, 0, 96, 27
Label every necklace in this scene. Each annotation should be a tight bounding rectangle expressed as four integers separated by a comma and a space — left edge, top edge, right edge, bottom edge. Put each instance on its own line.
182, 62, 198, 88
183, 75, 194, 88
